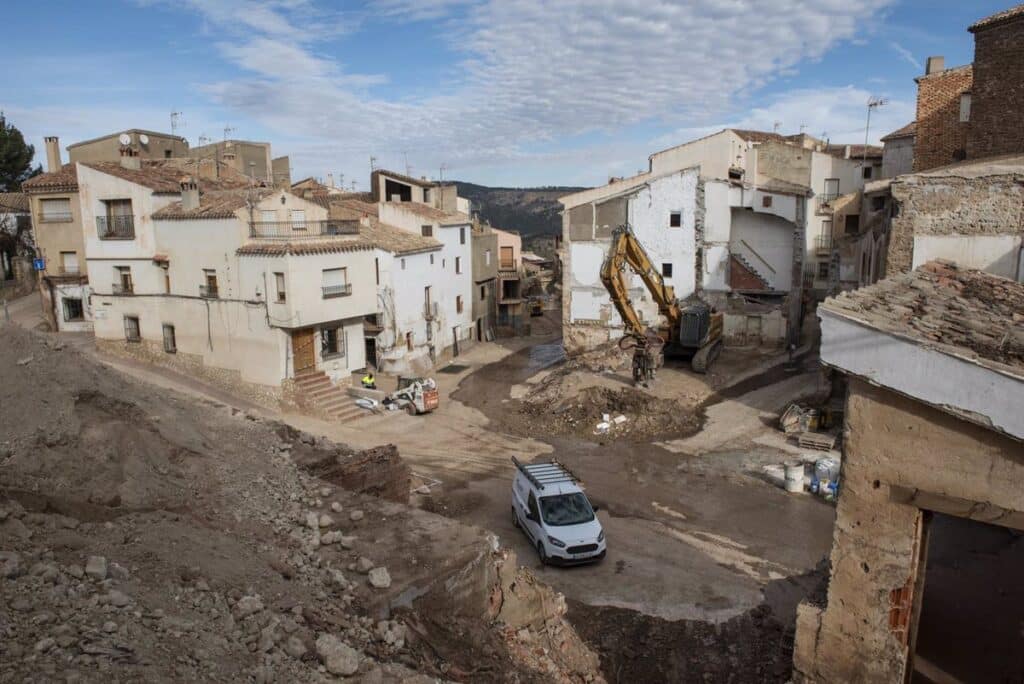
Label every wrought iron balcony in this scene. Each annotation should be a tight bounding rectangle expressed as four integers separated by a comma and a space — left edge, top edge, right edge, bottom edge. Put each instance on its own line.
815, 193, 839, 214
814, 235, 833, 253
97, 215, 136, 239
321, 283, 352, 298
200, 284, 220, 299
249, 220, 360, 239
112, 282, 134, 295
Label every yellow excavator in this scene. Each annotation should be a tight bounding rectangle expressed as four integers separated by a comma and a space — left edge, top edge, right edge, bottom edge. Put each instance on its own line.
600, 223, 723, 382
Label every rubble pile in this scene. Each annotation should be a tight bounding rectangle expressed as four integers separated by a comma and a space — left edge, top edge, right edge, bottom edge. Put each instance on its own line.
0, 325, 603, 682
519, 385, 702, 442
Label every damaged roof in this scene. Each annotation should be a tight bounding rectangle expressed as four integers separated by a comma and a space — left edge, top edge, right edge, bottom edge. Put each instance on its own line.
821, 260, 1024, 376
969, 3, 1024, 31
901, 153, 1024, 180
387, 201, 471, 225
823, 144, 883, 160
23, 164, 79, 193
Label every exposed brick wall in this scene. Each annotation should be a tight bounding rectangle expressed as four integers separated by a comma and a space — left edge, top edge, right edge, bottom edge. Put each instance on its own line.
967, 17, 1024, 159
729, 255, 768, 290
914, 66, 973, 172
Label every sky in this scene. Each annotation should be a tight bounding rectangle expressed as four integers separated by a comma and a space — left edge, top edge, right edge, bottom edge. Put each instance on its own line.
1, 0, 1010, 188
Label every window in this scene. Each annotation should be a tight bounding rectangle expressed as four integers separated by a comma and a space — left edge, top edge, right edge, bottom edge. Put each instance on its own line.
862, 166, 873, 179
40, 198, 72, 222
290, 209, 306, 230
959, 92, 971, 122
669, 211, 682, 228
60, 251, 79, 275
114, 266, 133, 295
201, 269, 219, 298
455, 256, 462, 274
164, 270, 171, 294
500, 246, 514, 269
662, 263, 673, 278
761, 195, 773, 208
374, 258, 380, 285
100, 199, 134, 239
164, 149, 172, 159
460, 227, 466, 245
871, 196, 885, 211
421, 224, 433, 237
321, 326, 345, 358
162, 324, 176, 353
817, 262, 830, 280
406, 331, 413, 351
401, 258, 406, 270
124, 316, 140, 343
485, 249, 491, 266
823, 178, 840, 200
424, 286, 432, 317
274, 272, 286, 302
844, 214, 859, 235
321, 267, 350, 298
62, 297, 84, 322
423, 187, 431, 204
456, 295, 463, 314
442, 258, 446, 269
430, 254, 434, 265
480, 285, 486, 300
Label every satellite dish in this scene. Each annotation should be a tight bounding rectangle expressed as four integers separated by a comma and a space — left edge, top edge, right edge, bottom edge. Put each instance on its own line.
118, 133, 131, 145
139, 134, 150, 145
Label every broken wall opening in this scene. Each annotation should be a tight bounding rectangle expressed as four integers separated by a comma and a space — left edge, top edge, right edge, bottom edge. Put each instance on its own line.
910, 513, 1024, 684
384, 179, 413, 203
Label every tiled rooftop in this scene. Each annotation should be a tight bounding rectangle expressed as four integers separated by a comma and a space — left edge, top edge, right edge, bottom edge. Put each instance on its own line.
880, 121, 916, 142
152, 189, 269, 220
22, 164, 79, 193
236, 238, 374, 256
969, 3, 1024, 31
0, 192, 30, 213
821, 260, 1024, 375
360, 218, 442, 256
82, 160, 252, 194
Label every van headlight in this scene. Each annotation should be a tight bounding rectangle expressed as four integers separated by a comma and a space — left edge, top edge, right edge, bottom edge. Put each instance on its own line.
547, 536, 566, 548
597, 529, 605, 542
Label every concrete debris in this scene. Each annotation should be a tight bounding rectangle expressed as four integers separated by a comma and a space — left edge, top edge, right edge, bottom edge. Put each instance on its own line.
318, 513, 334, 528
315, 634, 360, 676
84, 555, 108, 580
367, 567, 391, 589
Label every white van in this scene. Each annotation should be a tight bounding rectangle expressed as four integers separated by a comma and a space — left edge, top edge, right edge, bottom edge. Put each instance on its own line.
511, 457, 606, 565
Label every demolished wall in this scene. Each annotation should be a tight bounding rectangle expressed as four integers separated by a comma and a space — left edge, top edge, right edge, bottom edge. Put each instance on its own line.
793, 377, 1024, 682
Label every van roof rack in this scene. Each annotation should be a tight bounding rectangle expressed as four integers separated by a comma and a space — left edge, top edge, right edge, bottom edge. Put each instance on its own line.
512, 456, 582, 491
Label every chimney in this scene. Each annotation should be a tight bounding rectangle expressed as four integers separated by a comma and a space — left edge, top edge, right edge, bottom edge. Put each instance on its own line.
180, 177, 200, 211
119, 145, 141, 170
44, 136, 61, 173
925, 56, 944, 75
843, 145, 851, 159
327, 173, 335, 188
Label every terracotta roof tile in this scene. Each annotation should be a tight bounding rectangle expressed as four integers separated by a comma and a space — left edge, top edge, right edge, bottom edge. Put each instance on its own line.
23, 164, 78, 193
821, 261, 1024, 374
360, 218, 442, 255
824, 144, 883, 160
969, 3, 1024, 31
387, 201, 471, 225
82, 160, 252, 194
153, 189, 268, 220
880, 121, 916, 142
0, 192, 30, 213
236, 238, 375, 256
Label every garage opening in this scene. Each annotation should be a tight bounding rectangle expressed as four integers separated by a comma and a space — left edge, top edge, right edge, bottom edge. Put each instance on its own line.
911, 513, 1024, 683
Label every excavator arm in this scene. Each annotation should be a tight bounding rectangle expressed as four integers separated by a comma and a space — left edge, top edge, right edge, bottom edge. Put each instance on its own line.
599, 224, 681, 337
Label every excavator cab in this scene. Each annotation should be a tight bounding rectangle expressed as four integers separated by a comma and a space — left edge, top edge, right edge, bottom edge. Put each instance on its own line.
678, 303, 711, 350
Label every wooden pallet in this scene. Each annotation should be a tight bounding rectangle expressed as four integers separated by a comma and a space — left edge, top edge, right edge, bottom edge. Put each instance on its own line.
798, 431, 836, 452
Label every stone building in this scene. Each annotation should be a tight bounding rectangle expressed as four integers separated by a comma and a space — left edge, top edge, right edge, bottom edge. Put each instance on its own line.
886, 154, 1024, 279
793, 261, 1024, 683
879, 122, 915, 178
912, 5, 1024, 171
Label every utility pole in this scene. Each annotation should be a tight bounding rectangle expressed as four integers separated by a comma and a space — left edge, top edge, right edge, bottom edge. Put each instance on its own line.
369, 156, 377, 172
403, 151, 411, 177
863, 97, 888, 168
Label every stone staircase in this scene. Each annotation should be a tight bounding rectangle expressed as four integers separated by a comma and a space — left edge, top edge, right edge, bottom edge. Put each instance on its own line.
294, 369, 369, 422
730, 253, 771, 290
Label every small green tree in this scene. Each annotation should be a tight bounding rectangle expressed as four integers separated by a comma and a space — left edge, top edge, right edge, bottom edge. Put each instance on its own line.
0, 113, 41, 192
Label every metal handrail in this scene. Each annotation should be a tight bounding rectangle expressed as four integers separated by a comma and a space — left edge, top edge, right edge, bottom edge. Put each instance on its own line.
97, 215, 135, 239
815, 235, 833, 252
249, 220, 360, 239
321, 283, 352, 298
112, 282, 134, 295
200, 285, 219, 299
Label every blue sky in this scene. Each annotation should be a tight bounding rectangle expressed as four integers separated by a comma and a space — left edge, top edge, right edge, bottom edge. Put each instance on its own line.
2, 1, 1010, 187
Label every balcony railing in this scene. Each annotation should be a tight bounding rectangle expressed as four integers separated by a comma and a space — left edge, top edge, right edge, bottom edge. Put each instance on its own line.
200, 284, 219, 299
321, 283, 352, 298
97, 215, 136, 240
249, 220, 360, 240
112, 282, 134, 295
815, 193, 839, 214
499, 259, 518, 270
39, 212, 73, 223
814, 235, 833, 253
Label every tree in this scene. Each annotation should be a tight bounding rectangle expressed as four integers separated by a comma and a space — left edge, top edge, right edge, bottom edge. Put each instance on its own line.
0, 113, 41, 192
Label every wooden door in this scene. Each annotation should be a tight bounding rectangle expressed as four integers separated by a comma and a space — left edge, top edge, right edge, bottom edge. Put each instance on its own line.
292, 328, 316, 374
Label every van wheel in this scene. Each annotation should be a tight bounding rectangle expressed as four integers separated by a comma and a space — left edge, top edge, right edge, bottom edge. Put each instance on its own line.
511, 506, 520, 529
405, 403, 417, 416
536, 541, 548, 566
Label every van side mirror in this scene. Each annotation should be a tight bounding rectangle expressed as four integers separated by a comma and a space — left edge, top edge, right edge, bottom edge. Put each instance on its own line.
592, 505, 600, 512
526, 512, 537, 522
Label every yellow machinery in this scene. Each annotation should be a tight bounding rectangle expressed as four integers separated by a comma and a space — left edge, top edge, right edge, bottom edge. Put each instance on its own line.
600, 224, 723, 379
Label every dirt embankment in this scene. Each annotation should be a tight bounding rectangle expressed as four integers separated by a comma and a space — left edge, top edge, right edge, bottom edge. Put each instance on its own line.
0, 325, 602, 683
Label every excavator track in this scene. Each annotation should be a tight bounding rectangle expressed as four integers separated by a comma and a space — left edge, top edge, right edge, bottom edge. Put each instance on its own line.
691, 338, 723, 374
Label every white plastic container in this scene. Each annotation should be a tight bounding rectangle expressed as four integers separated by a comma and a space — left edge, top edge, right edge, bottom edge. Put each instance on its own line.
784, 461, 805, 493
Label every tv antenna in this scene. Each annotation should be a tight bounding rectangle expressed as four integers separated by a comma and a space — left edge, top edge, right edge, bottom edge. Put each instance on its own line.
198, 134, 211, 146
223, 125, 235, 141
773, 121, 782, 133
439, 163, 447, 183
403, 151, 411, 176
170, 111, 183, 134
863, 97, 889, 167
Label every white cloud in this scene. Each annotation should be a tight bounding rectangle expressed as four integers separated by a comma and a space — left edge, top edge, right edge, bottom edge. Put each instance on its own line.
889, 41, 922, 70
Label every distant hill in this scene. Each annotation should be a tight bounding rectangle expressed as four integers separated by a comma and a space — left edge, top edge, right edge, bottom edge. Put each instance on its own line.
452, 181, 588, 237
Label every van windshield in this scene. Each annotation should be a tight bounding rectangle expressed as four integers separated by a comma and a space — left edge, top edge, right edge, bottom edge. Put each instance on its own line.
540, 493, 595, 526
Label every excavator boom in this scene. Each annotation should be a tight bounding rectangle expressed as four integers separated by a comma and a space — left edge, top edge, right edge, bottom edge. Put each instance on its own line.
599, 224, 680, 337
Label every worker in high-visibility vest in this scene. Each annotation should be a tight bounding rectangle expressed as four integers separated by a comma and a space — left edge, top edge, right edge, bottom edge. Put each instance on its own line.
361, 372, 376, 390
